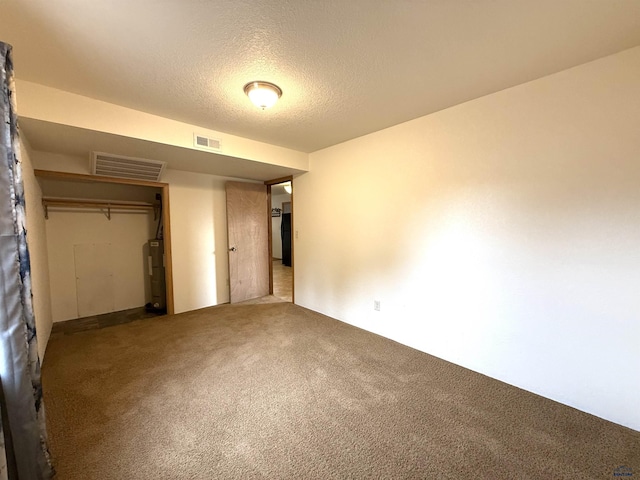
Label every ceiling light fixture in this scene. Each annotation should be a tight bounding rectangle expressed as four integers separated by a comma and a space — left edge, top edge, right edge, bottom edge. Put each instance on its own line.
244, 81, 282, 109
284, 182, 292, 194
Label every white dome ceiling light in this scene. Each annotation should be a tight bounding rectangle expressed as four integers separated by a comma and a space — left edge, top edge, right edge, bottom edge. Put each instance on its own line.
243, 81, 282, 109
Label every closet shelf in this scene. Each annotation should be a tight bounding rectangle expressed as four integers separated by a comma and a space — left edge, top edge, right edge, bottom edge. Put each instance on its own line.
42, 197, 159, 220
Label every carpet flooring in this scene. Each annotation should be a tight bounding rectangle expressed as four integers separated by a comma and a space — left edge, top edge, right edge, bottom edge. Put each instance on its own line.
42, 302, 639, 479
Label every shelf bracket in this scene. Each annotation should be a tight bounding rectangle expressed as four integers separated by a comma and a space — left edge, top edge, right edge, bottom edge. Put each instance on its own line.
99, 206, 112, 220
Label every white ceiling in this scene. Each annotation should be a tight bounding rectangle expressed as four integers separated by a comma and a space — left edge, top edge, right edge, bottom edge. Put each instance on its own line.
2, 0, 640, 154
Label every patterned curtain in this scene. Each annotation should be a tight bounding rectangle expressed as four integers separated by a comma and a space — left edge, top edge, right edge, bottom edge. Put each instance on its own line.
0, 42, 54, 480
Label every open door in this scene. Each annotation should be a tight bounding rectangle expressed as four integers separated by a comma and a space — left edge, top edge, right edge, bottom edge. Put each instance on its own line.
226, 181, 270, 303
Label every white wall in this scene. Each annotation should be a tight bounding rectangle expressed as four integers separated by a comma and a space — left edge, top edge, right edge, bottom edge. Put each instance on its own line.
45, 206, 156, 322
271, 193, 291, 258
164, 169, 251, 314
20, 137, 53, 359
31, 151, 87, 175
294, 46, 640, 431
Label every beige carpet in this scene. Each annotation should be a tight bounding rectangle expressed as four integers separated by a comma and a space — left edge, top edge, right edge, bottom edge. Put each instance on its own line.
42, 302, 639, 479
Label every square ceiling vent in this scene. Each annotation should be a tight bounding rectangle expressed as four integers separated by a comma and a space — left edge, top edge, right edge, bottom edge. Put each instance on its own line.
91, 152, 166, 182
193, 133, 221, 151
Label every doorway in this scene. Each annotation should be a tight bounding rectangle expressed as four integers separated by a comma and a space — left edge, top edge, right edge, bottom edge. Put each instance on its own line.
268, 178, 293, 302
225, 177, 293, 304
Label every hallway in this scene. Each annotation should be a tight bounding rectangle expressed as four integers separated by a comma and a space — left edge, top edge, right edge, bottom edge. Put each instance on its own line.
273, 259, 292, 302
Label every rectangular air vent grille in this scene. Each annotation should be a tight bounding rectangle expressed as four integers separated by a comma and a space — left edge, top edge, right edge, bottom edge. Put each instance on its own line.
194, 133, 221, 151
91, 152, 166, 182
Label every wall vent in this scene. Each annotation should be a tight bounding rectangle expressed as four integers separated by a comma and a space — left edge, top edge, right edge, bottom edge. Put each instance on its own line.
194, 133, 221, 151
91, 152, 166, 182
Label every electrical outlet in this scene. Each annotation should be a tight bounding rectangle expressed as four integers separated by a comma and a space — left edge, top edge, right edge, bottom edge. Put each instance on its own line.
374, 300, 381, 311
295, 230, 299, 239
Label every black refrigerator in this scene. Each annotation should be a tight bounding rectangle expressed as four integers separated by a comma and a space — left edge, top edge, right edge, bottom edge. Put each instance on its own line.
281, 213, 291, 266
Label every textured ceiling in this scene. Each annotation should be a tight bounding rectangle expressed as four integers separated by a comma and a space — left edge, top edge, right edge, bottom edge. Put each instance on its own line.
2, 0, 640, 153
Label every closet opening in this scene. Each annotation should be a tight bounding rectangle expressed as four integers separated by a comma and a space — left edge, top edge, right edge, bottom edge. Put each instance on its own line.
35, 170, 174, 333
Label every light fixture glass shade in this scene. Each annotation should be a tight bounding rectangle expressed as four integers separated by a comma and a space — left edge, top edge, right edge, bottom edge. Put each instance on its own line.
284, 182, 292, 194
244, 81, 282, 109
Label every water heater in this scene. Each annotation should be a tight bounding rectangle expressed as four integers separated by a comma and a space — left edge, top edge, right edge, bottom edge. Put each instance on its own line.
148, 239, 166, 311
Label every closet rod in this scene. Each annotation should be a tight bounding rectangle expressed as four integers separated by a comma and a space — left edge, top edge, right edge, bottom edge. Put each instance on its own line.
42, 197, 157, 220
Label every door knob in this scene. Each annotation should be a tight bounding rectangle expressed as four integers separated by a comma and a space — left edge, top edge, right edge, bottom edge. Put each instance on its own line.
229, 246, 237, 252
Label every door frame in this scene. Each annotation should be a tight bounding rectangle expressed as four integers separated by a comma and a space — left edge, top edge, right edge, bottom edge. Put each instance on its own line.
34, 169, 175, 314
265, 175, 293, 303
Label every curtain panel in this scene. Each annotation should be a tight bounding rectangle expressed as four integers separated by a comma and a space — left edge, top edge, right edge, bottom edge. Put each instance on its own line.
0, 42, 53, 480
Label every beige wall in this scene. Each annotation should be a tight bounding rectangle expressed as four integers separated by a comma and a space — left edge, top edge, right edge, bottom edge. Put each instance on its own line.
294, 46, 640, 431
164, 170, 263, 313
163, 169, 232, 313
31, 151, 87, 175
20, 137, 53, 359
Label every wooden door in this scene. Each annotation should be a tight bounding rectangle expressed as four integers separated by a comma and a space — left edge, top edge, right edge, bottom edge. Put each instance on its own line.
226, 181, 270, 303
